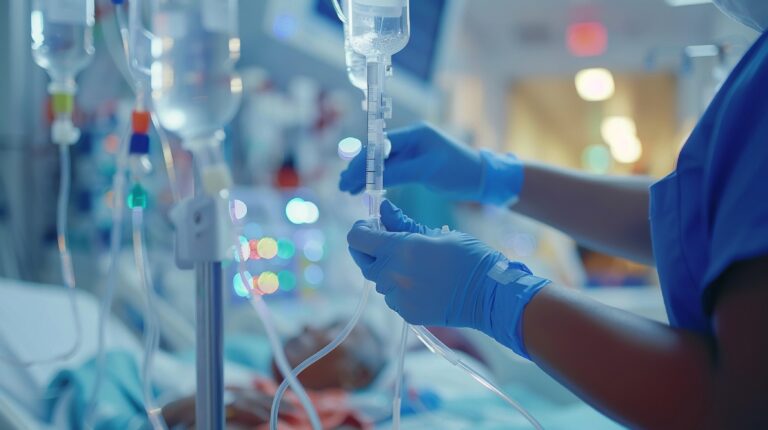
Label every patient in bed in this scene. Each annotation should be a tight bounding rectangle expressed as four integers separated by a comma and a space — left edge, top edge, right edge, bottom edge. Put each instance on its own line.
0, 279, 477, 429
277, 319, 387, 390
160, 320, 387, 429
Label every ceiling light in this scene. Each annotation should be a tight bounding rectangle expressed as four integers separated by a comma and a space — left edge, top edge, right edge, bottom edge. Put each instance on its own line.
601, 116, 637, 146
575, 68, 615, 102
609, 135, 643, 164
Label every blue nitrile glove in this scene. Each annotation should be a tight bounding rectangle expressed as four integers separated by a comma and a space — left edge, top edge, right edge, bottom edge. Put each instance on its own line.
339, 123, 525, 206
347, 200, 550, 359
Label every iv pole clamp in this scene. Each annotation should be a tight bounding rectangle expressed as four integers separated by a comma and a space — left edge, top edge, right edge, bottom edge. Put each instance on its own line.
170, 138, 233, 430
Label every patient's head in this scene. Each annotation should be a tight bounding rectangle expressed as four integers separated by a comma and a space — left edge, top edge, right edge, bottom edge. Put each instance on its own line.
273, 320, 386, 391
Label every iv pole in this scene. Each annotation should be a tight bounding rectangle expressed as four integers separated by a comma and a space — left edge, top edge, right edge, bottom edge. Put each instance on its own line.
173, 163, 232, 429
196, 261, 224, 428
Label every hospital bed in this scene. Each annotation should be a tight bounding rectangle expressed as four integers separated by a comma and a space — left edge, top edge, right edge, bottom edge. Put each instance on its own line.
0, 278, 139, 429
0, 276, 666, 429
0, 276, 265, 429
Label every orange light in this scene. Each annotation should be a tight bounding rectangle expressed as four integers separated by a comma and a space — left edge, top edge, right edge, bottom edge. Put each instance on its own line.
104, 134, 120, 154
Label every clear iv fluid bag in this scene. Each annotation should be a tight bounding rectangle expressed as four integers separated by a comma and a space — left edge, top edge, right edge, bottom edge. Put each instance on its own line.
31, 0, 95, 84
347, 0, 410, 58
150, 0, 242, 141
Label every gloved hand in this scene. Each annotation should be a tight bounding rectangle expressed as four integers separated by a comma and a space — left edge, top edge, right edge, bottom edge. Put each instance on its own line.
347, 200, 550, 359
339, 122, 525, 206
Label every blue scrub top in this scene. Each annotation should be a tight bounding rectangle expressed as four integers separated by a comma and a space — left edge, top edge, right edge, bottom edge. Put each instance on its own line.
650, 31, 768, 334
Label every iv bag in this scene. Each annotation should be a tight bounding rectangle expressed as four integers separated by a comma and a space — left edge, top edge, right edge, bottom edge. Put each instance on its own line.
148, 0, 242, 141
31, 0, 95, 84
347, 0, 410, 58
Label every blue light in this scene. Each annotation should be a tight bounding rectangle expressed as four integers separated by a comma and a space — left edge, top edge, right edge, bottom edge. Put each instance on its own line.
233, 271, 253, 298
303, 240, 324, 262
286, 198, 320, 225
304, 265, 324, 287
272, 14, 298, 40
233, 236, 250, 262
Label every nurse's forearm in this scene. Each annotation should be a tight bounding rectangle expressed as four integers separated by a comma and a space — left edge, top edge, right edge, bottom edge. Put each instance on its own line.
514, 162, 654, 265
522, 285, 717, 429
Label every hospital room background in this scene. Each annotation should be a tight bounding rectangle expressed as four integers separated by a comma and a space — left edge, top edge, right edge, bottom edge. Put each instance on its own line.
0, 0, 760, 429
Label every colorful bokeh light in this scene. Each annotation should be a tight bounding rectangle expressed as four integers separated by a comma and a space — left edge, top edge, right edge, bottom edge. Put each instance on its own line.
582, 144, 612, 174
285, 198, 320, 225
277, 239, 296, 259
304, 264, 324, 286
249, 239, 260, 260
609, 135, 643, 164
233, 271, 253, 298
257, 271, 280, 295
234, 236, 250, 262
575, 68, 615, 102
278, 271, 297, 291
567, 22, 608, 57
303, 240, 324, 262
230, 199, 248, 221
257, 237, 278, 260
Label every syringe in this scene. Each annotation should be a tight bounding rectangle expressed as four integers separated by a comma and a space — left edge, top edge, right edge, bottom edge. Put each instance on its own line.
365, 59, 389, 220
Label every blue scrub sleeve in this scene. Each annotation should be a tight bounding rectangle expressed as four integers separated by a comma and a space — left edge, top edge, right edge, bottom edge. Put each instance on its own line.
702, 68, 768, 306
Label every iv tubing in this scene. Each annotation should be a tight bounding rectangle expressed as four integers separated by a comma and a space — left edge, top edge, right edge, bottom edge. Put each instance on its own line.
84, 125, 130, 427
392, 320, 408, 428
55, 144, 82, 361
250, 297, 322, 430
269, 283, 372, 430
132, 207, 169, 430
331, 0, 346, 23
88, 5, 182, 422
153, 119, 181, 204
0, 145, 83, 367
409, 326, 543, 430
88, 5, 170, 423
115, 4, 130, 60
113, 1, 181, 204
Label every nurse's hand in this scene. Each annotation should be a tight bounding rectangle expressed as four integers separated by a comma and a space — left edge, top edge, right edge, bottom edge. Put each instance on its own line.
348, 201, 550, 358
346, 200, 505, 329
339, 123, 524, 205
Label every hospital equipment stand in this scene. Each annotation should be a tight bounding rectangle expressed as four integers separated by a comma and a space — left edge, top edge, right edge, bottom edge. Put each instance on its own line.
172, 189, 230, 430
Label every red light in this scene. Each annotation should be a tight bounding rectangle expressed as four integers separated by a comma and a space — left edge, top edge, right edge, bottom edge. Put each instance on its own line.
567, 22, 607, 57
249, 240, 260, 260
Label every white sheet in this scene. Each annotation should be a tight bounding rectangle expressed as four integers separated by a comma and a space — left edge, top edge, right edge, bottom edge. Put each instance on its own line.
0, 278, 143, 420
